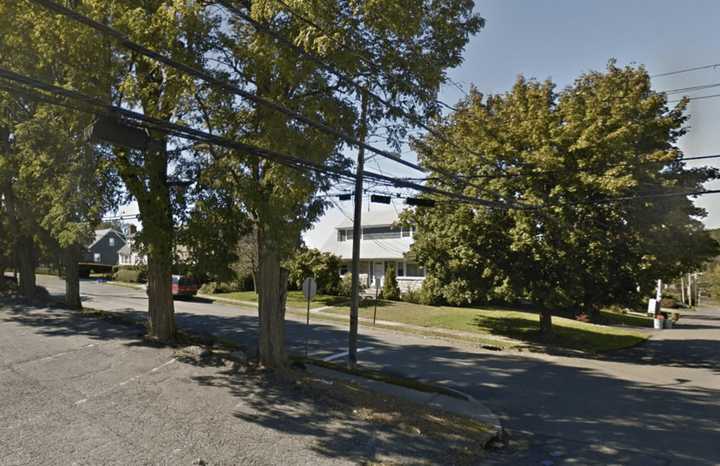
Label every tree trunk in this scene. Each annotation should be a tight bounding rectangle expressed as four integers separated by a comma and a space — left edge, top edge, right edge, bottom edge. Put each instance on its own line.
64, 246, 82, 309
17, 235, 36, 299
135, 145, 176, 343
256, 229, 289, 369
539, 308, 553, 337
146, 249, 175, 342
680, 276, 686, 305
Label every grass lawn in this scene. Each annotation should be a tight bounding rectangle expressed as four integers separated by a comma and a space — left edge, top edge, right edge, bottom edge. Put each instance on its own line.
323, 300, 649, 353
210, 290, 350, 309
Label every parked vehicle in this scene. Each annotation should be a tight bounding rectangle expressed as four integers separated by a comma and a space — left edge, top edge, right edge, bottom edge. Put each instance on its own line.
172, 275, 199, 298
146, 275, 199, 298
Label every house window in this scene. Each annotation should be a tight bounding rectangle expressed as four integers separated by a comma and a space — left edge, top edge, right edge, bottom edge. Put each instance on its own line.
396, 261, 405, 277
406, 262, 425, 277
362, 226, 401, 240
338, 229, 347, 242
339, 265, 348, 275
93, 253, 101, 263
402, 226, 415, 238
109, 237, 115, 247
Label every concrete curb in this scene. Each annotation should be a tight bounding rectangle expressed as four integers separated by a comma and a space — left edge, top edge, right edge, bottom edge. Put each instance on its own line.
306, 364, 503, 445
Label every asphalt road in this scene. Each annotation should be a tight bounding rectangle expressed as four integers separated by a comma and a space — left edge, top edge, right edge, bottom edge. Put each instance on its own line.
34, 276, 720, 465
0, 303, 357, 465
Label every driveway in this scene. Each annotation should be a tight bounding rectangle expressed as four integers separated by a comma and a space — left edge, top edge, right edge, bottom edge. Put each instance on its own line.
35, 275, 720, 465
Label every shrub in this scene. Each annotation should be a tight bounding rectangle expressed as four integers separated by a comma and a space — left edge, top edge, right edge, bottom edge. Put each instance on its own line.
383, 265, 401, 301
286, 248, 342, 295
401, 287, 422, 304
338, 273, 366, 297
113, 266, 147, 283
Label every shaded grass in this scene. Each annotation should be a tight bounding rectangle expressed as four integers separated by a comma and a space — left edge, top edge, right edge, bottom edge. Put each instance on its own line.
323, 301, 648, 353
596, 309, 652, 327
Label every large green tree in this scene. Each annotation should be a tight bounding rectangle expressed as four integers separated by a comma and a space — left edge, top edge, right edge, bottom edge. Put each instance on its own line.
191, 0, 482, 367
0, 1, 119, 304
411, 62, 718, 335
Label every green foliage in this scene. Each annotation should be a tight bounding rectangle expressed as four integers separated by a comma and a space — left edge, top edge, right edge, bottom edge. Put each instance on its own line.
286, 248, 342, 295
383, 264, 401, 301
338, 273, 365, 297
409, 62, 720, 328
705, 263, 720, 299
113, 266, 147, 284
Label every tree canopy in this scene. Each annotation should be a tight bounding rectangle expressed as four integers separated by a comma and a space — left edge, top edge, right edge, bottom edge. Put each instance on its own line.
409, 62, 719, 334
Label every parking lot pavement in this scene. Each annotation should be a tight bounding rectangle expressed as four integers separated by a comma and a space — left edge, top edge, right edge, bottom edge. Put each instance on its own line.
0, 302, 355, 466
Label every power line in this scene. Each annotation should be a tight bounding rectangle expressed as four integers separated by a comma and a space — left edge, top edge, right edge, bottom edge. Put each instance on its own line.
652, 63, 720, 78
215, 0, 497, 186
0, 67, 523, 210
585, 189, 720, 205
668, 93, 720, 104
402, 153, 720, 183
661, 82, 720, 95
29, 0, 426, 175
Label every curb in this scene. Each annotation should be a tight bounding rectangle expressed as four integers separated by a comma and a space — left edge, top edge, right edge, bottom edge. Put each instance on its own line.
306, 364, 503, 445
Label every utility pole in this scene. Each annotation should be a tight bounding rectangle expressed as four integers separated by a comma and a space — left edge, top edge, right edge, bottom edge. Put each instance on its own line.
348, 89, 369, 368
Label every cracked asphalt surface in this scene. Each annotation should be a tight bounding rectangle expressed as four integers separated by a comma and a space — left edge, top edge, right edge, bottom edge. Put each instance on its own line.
0, 302, 366, 466
7, 276, 720, 465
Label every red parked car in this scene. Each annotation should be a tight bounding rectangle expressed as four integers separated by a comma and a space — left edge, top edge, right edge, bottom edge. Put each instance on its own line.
171, 275, 199, 298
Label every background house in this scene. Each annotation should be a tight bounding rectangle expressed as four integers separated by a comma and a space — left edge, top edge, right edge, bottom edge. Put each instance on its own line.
317, 209, 425, 292
84, 229, 126, 266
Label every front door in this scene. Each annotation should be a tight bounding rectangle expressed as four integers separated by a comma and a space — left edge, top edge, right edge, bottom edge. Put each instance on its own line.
373, 261, 385, 288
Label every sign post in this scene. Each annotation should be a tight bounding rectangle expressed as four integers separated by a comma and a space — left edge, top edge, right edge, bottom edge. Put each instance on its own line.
302, 277, 317, 358
373, 277, 381, 326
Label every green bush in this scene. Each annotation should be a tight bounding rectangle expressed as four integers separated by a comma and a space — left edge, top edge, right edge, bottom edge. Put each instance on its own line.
198, 275, 254, 295
401, 287, 422, 304
338, 273, 366, 297
113, 266, 147, 283
286, 248, 342, 295
383, 265, 401, 301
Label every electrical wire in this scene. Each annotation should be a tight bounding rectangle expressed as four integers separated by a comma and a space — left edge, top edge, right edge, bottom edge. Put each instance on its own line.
668, 93, 720, 104
660, 82, 720, 95
29, 0, 426, 174
652, 63, 720, 78
214, 0, 502, 186
0, 67, 523, 210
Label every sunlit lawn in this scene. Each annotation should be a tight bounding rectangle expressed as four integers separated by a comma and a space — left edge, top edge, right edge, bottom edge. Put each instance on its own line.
323, 300, 649, 353
211, 290, 349, 309
211, 290, 649, 352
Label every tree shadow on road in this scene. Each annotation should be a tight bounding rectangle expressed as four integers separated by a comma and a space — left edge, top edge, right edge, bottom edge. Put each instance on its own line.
3, 297, 720, 465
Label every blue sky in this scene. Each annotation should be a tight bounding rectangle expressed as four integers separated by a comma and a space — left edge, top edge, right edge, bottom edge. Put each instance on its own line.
306, 0, 720, 246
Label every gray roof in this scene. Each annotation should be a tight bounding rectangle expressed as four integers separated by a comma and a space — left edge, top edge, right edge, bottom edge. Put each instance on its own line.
88, 229, 125, 248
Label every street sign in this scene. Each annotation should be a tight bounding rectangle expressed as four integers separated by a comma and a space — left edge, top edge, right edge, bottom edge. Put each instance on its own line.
303, 277, 317, 300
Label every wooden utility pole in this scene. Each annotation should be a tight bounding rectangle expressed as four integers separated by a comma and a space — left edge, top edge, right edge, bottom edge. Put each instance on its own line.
348, 89, 369, 368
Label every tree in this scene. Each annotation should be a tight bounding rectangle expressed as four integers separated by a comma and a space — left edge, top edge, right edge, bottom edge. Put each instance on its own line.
191, 0, 482, 367
20, 0, 218, 340
410, 61, 719, 336
382, 264, 400, 301
0, 1, 120, 306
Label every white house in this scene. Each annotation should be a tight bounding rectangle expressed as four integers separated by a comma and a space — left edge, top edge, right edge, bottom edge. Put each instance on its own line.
317, 209, 425, 292
117, 226, 146, 266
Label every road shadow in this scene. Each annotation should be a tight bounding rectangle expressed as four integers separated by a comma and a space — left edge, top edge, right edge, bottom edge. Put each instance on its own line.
4, 296, 720, 465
